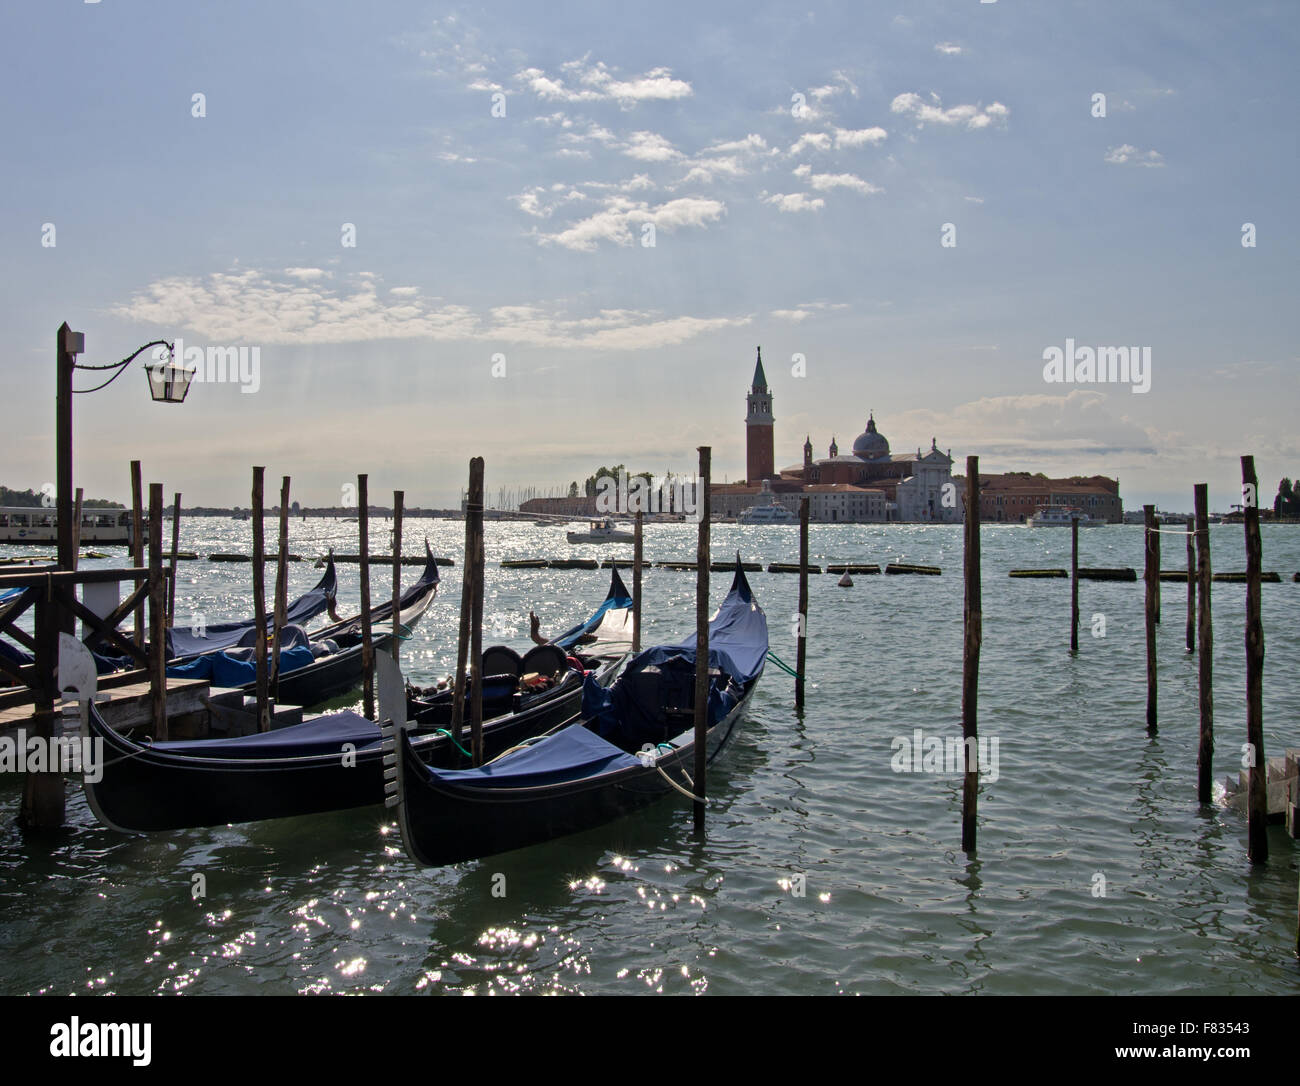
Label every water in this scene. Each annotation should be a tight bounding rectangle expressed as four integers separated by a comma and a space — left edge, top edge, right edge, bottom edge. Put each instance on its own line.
1, 520, 1298, 995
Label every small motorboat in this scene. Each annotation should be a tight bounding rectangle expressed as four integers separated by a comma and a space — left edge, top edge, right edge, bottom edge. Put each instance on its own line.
566, 519, 634, 544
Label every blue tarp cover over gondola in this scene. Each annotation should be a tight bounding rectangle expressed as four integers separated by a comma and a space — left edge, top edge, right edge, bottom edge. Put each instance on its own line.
425, 724, 640, 788
149, 710, 381, 759
551, 567, 632, 649
580, 566, 763, 746
165, 555, 338, 658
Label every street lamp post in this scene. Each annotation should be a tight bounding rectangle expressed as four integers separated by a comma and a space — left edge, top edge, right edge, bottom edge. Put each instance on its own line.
55, 323, 187, 581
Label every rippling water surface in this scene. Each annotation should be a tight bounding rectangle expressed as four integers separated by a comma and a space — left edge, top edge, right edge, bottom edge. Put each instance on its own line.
2, 520, 1298, 995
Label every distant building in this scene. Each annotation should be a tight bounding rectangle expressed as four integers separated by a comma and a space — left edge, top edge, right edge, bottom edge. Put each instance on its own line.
976, 472, 1123, 524
713, 349, 957, 522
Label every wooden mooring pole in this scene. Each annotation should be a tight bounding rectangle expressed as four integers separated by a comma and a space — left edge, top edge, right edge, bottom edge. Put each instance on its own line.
1194, 484, 1214, 805
467, 460, 485, 766
358, 474, 375, 721
131, 460, 144, 646
1143, 504, 1158, 736
1070, 513, 1079, 653
449, 463, 476, 754
148, 484, 167, 740
796, 496, 809, 707
167, 491, 181, 628
632, 511, 643, 652
20, 581, 62, 828
71, 488, 83, 571
962, 455, 981, 854
1185, 522, 1195, 653
391, 490, 403, 662
272, 477, 290, 692
251, 468, 270, 733
693, 447, 711, 834
1242, 455, 1267, 864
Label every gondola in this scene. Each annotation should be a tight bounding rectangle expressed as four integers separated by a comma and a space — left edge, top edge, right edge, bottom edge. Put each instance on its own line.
80, 565, 634, 833
388, 562, 766, 867
0, 556, 341, 679
163, 544, 442, 707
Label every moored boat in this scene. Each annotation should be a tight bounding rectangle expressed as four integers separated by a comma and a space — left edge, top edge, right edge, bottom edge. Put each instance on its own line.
80, 564, 633, 833
737, 501, 796, 524
1026, 505, 1104, 528
389, 562, 767, 867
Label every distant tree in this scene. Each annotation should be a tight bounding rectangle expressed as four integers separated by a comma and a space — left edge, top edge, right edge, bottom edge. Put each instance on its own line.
568, 481, 579, 498
1275, 478, 1299, 518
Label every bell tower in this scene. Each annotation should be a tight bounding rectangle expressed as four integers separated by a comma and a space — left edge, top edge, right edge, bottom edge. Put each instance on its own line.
745, 347, 774, 484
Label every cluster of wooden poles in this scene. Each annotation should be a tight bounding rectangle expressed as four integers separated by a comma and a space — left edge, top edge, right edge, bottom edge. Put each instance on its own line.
445, 447, 809, 835
960, 454, 1297, 955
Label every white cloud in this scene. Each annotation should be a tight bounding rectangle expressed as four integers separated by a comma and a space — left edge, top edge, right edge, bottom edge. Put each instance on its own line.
702, 134, 769, 155
789, 132, 832, 155
964, 195, 984, 204
763, 192, 825, 213
110, 269, 745, 350
515, 61, 692, 105
1104, 144, 1165, 167
934, 42, 964, 56
890, 92, 1010, 130
284, 268, 328, 281
805, 171, 882, 195
772, 302, 850, 321
623, 130, 682, 162
833, 126, 888, 148
537, 196, 725, 251
389, 287, 419, 297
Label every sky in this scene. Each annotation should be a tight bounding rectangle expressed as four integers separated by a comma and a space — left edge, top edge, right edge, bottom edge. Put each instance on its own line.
0, 0, 1296, 513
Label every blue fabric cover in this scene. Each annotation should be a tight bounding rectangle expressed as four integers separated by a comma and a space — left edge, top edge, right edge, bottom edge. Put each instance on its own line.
580, 566, 763, 748
166, 643, 317, 687
151, 710, 381, 759
552, 567, 632, 648
165, 558, 338, 658
427, 724, 640, 788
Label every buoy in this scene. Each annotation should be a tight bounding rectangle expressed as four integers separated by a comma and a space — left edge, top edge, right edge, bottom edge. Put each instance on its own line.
838, 571, 853, 587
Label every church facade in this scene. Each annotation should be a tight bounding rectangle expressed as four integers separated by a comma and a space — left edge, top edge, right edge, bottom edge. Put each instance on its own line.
710, 349, 961, 523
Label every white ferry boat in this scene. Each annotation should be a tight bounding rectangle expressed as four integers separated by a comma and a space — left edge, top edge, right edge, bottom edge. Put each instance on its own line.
0, 506, 133, 544
566, 519, 635, 544
738, 501, 798, 525
1026, 505, 1104, 528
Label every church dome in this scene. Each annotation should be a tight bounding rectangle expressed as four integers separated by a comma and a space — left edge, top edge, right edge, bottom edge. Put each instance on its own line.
852, 415, 890, 460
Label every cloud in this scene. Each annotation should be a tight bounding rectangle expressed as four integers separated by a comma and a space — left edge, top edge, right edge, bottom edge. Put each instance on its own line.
771, 302, 850, 322
1104, 144, 1165, 167
889, 390, 1156, 460
284, 267, 328, 281
389, 286, 419, 297
789, 132, 832, 155
965, 195, 984, 204
803, 171, 883, 195
702, 134, 769, 155
515, 61, 692, 105
623, 130, 682, 162
536, 195, 725, 250
833, 126, 888, 148
763, 192, 825, 213
110, 269, 746, 350
890, 92, 1009, 130
934, 42, 964, 56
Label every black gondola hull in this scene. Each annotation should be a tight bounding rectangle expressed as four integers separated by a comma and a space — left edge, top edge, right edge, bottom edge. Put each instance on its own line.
396, 679, 756, 867
83, 658, 623, 833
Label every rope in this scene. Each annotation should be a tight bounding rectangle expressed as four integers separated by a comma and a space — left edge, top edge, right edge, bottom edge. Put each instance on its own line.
1148, 527, 1194, 536
655, 765, 707, 804
433, 728, 473, 759
765, 650, 799, 677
